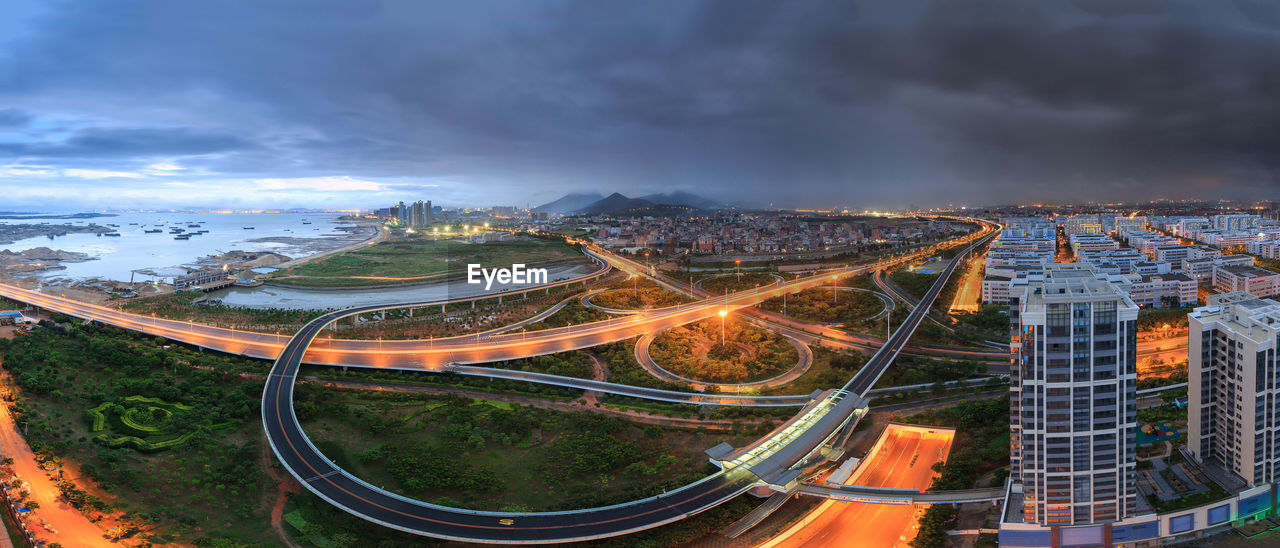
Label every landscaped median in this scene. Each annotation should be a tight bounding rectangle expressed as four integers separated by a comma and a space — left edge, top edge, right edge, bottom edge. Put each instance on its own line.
647, 317, 801, 384
87, 395, 233, 452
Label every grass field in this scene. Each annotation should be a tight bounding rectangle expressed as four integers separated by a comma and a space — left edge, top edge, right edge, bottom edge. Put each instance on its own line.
300, 385, 759, 512
271, 235, 586, 287
0, 321, 278, 545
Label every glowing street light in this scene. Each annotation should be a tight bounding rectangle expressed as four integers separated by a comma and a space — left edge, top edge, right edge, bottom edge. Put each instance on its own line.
718, 308, 727, 346
832, 274, 839, 303
630, 273, 638, 297
735, 259, 741, 281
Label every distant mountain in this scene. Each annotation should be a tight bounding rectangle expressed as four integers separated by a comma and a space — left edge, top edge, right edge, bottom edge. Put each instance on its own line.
637, 191, 720, 210
531, 192, 603, 214
575, 192, 653, 215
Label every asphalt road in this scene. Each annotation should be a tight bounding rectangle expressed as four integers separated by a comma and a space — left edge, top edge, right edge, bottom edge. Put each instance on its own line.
773, 426, 954, 548
262, 303, 761, 543
845, 232, 995, 397
2, 220, 1001, 543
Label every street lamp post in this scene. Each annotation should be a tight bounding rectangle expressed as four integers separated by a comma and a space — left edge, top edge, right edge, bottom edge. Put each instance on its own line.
735, 259, 741, 281
719, 309, 727, 346
831, 274, 839, 304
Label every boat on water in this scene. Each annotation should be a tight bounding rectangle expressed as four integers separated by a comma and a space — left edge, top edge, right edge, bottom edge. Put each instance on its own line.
187, 224, 202, 228
144, 229, 163, 233
103, 232, 121, 237
174, 235, 190, 240
243, 226, 255, 230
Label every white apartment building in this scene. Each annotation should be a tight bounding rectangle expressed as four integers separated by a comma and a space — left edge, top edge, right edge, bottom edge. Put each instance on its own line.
1213, 265, 1280, 298
1247, 240, 1280, 260
1007, 271, 1139, 526
1061, 215, 1104, 235
1176, 217, 1211, 237
1199, 230, 1265, 248
1069, 233, 1119, 256
1154, 245, 1219, 263
1002, 217, 1057, 239
1182, 255, 1254, 281
1124, 273, 1197, 308
1212, 214, 1262, 231
1189, 292, 1280, 486
1113, 216, 1147, 238
1076, 248, 1147, 274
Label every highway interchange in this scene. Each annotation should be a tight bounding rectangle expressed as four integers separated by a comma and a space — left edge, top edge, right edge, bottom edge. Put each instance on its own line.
257, 221, 997, 542
2, 218, 1000, 543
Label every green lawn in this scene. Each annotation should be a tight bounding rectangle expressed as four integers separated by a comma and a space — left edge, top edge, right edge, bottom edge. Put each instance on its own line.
299, 385, 757, 512
272, 236, 586, 287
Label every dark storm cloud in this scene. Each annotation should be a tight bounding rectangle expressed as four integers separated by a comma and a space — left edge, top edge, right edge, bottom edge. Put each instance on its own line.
0, 0, 1278, 208
0, 127, 256, 158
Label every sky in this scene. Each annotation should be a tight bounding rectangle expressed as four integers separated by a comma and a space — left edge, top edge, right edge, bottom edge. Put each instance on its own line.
1, 0, 1279, 211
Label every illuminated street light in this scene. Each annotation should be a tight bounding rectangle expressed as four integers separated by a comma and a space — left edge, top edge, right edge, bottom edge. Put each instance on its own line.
832, 274, 839, 304
718, 308, 727, 346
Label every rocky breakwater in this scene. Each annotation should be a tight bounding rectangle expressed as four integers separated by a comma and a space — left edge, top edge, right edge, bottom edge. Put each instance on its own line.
0, 222, 113, 245
0, 247, 95, 274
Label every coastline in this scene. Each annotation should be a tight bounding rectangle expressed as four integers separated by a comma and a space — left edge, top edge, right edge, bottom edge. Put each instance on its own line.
269, 219, 387, 270
0, 217, 387, 305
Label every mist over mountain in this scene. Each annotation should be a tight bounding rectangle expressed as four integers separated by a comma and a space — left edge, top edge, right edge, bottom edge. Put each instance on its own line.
530, 192, 603, 214
533, 190, 722, 215
636, 191, 721, 210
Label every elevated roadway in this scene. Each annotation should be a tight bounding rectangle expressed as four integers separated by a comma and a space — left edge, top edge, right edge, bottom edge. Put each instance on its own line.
259, 225, 995, 542
4, 220, 1005, 543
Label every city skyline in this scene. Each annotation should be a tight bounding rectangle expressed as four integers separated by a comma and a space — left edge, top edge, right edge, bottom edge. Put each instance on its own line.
3, 1, 1280, 210
6, 3, 1280, 546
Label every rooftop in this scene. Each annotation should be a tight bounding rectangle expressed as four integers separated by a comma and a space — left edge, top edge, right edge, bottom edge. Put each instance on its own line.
1218, 264, 1279, 278
1192, 292, 1280, 344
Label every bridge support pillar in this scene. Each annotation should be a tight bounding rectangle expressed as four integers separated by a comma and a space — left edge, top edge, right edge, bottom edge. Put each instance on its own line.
471, 300, 475, 309
499, 295, 502, 304
442, 304, 446, 313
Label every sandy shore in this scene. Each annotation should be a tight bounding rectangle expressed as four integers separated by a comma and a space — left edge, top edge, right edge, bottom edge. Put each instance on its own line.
272, 220, 387, 269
